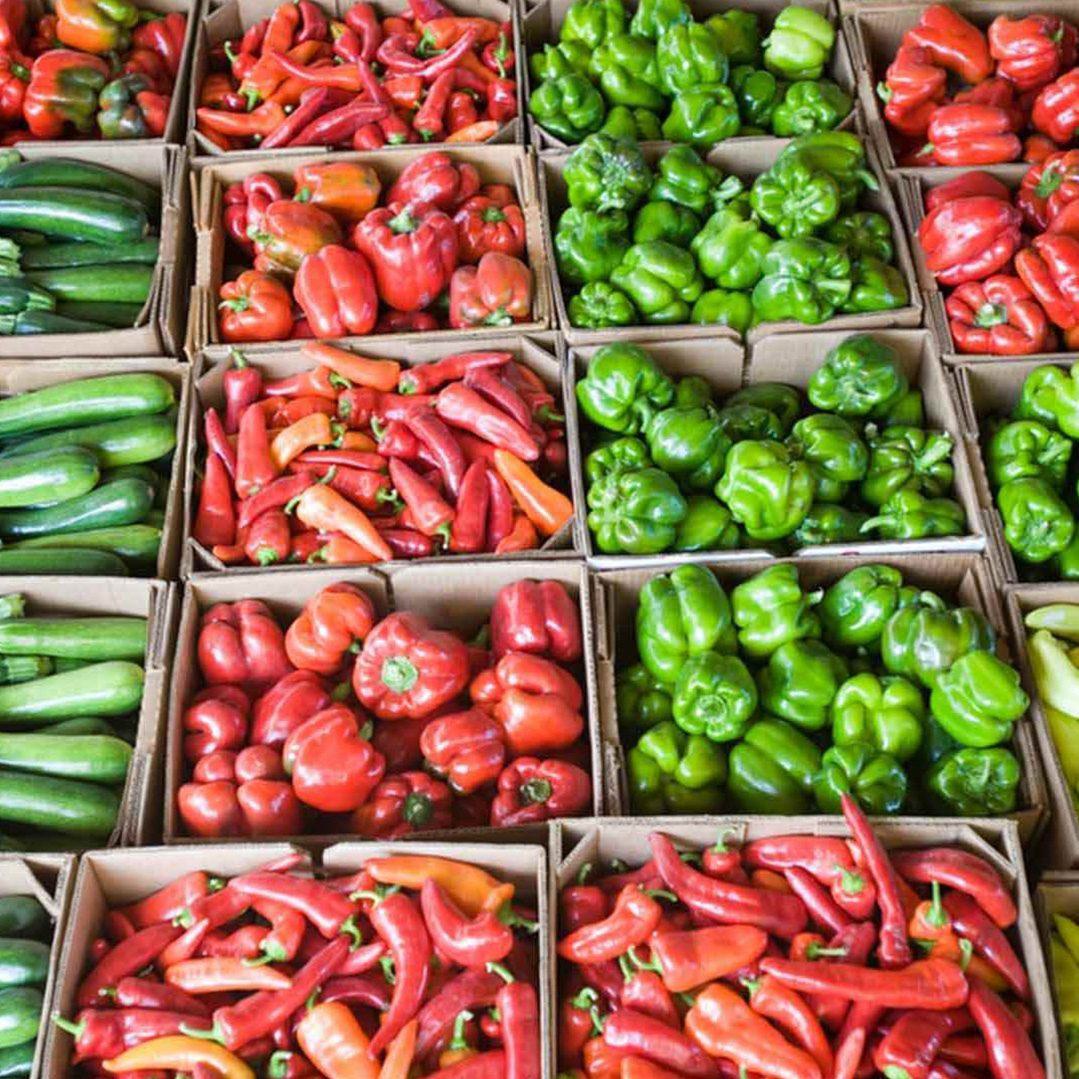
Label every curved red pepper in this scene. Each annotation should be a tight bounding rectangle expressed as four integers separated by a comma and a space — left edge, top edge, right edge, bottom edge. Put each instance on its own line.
967, 977, 1045, 1079
559, 885, 666, 966
904, 5, 992, 85
435, 382, 539, 460
420, 879, 514, 970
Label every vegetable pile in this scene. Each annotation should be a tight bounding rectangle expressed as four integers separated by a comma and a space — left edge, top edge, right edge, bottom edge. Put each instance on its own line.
0, 592, 146, 845
618, 561, 1028, 818
557, 806, 1046, 1078
177, 576, 592, 836
1050, 909, 1079, 1077
555, 133, 909, 331
0, 894, 52, 1078
194, 344, 570, 566
197, 0, 517, 152
529, 0, 850, 145
577, 337, 964, 555
0, 3, 185, 141
875, 4, 1077, 168
58, 853, 540, 1077
218, 152, 534, 343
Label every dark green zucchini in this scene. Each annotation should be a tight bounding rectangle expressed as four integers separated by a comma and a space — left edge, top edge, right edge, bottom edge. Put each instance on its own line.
0, 153, 159, 215
0, 986, 41, 1048
37, 715, 111, 734
0, 617, 147, 660
10, 526, 161, 569
0, 311, 109, 335
0, 478, 153, 539
0, 899, 47, 942
0, 188, 148, 245
54, 302, 142, 328
0, 412, 176, 468
20, 238, 159, 270
0, 448, 99, 509
0, 280, 52, 317
25, 265, 152, 305
0, 550, 127, 576
0, 772, 119, 838
0, 939, 47, 989
0, 1037, 34, 1078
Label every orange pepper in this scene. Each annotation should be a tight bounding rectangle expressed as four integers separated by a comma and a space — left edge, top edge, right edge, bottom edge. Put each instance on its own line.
493, 449, 573, 537
378, 1019, 418, 1079
294, 484, 392, 563
365, 855, 513, 915
297, 1002, 379, 1079
495, 513, 538, 553
164, 957, 292, 994
446, 120, 500, 143
301, 341, 401, 391
337, 431, 377, 452
750, 869, 793, 895
270, 412, 333, 471
104, 1037, 253, 1079
293, 161, 381, 226
419, 16, 500, 49
315, 533, 381, 564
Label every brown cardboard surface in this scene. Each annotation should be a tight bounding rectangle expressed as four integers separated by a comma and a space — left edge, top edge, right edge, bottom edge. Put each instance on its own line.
189, 144, 550, 351
592, 552, 1047, 841
540, 137, 922, 345
184, 333, 574, 573
164, 558, 601, 843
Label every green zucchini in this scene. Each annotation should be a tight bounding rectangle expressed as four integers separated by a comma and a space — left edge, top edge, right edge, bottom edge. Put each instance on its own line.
0, 281, 52, 317
0, 618, 147, 660
0, 659, 51, 686
0, 550, 127, 576
0, 733, 131, 784
1, 412, 176, 468
0, 310, 109, 335
55, 302, 142, 329
0, 478, 153, 539
0, 375, 174, 438
100, 464, 161, 498
0, 940, 47, 990
0, 898, 47, 942
0, 153, 159, 215
10, 526, 162, 569
0, 986, 41, 1048
0, 661, 143, 725
20, 238, 159, 270
0, 599, 23, 623
25, 265, 152, 305
0, 1037, 34, 1078
0, 448, 99, 509
38, 715, 111, 734
0, 188, 148, 245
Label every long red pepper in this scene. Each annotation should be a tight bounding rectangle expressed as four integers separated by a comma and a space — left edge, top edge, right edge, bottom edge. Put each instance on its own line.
204, 409, 237, 480
77, 924, 182, 1008
175, 886, 249, 931
239, 471, 316, 530
376, 27, 477, 78
224, 351, 262, 435
264, 367, 342, 399
892, 849, 1018, 929
745, 974, 833, 1077
252, 898, 306, 964
339, 388, 433, 428
558, 885, 665, 965
641, 925, 769, 993
399, 353, 509, 395
294, 449, 385, 472
464, 368, 534, 432
335, 939, 387, 976
320, 973, 392, 1011
194, 453, 237, 549
414, 970, 503, 1060
942, 891, 1028, 998
783, 867, 851, 936
403, 409, 467, 497
619, 968, 678, 1028
56, 1007, 212, 1062
436, 383, 540, 461
602, 1009, 719, 1079
967, 976, 1045, 1078
229, 874, 360, 941
873, 1007, 972, 1079
200, 925, 267, 959
113, 977, 210, 1016
484, 468, 514, 550
421, 880, 513, 970
388, 457, 454, 539
449, 459, 488, 553
236, 404, 277, 499
488, 965, 539, 1079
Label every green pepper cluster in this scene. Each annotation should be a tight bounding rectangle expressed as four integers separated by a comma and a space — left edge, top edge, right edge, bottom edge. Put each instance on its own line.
623, 563, 1027, 818
554, 135, 909, 330
529, 0, 850, 146
577, 336, 966, 554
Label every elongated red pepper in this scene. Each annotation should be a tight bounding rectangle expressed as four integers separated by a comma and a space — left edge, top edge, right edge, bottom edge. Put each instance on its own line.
742, 836, 872, 918
236, 404, 277, 499
873, 1007, 972, 1079
204, 408, 236, 480
943, 890, 1028, 997
486, 965, 539, 1079
295, 449, 383, 471
641, 925, 768, 993
229, 875, 359, 941
399, 353, 509, 396
891, 849, 1017, 928
782, 867, 851, 936
320, 973, 392, 1011
415, 969, 503, 1061
967, 977, 1045, 1078
421, 880, 513, 969
485, 468, 514, 550
603, 1009, 718, 1079
436, 383, 539, 461
224, 352, 262, 435
376, 27, 476, 79
239, 472, 316, 531
404, 409, 467, 497
194, 453, 236, 550
449, 459, 488, 553
77, 924, 182, 1008
56, 1008, 212, 1062
558, 885, 665, 965
389, 457, 454, 539
745, 974, 832, 1077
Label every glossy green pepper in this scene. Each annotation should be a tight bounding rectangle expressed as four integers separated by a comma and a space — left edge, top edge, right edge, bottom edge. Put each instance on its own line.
629, 0, 690, 39
628, 721, 726, 814
882, 603, 996, 688
691, 208, 773, 290
588, 466, 686, 553
589, 33, 666, 110
726, 384, 802, 435
645, 405, 731, 490
763, 5, 835, 80
813, 742, 907, 815
675, 376, 713, 408
569, 282, 637, 327
662, 84, 741, 146
730, 65, 782, 127
757, 638, 848, 731
787, 414, 868, 500
530, 40, 591, 82
841, 257, 909, 314
610, 241, 705, 323
673, 652, 757, 742
929, 650, 1028, 748
731, 563, 821, 659
555, 207, 630, 284
998, 476, 1076, 563
691, 289, 754, 333
576, 343, 674, 433
752, 239, 851, 324
715, 403, 784, 443
563, 133, 652, 211
616, 662, 673, 734
584, 436, 651, 483
861, 489, 966, 540
529, 74, 605, 142
792, 503, 868, 546
825, 212, 894, 263
777, 132, 878, 209
728, 717, 821, 814
633, 200, 701, 247
861, 426, 954, 506
831, 672, 924, 762
705, 9, 761, 64
926, 747, 1020, 816
599, 104, 663, 140
648, 145, 729, 214
806, 334, 907, 418
715, 438, 815, 540
750, 155, 841, 238
674, 495, 741, 551
657, 22, 730, 95
561, 0, 626, 50
819, 564, 909, 651
772, 78, 850, 136
1014, 363, 1079, 437
880, 389, 924, 427
987, 420, 1072, 490
637, 563, 736, 684
1057, 530, 1079, 579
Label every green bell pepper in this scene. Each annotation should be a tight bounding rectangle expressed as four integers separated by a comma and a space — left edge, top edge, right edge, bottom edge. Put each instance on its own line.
610, 241, 705, 323
880, 389, 925, 427
530, 40, 591, 82
929, 650, 1028, 748
616, 661, 672, 734
861, 426, 954, 507
657, 22, 730, 95
998, 476, 1076, 563
1014, 363, 1079, 438
636, 564, 736, 684
691, 289, 754, 332
576, 342, 674, 433
705, 9, 761, 64
588, 466, 686, 553
925, 747, 1020, 816
792, 503, 868, 546
563, 133, 653, 211
819, 563, 910, 651
772, 78, 851, 136
882, 602, 996, 688
731, 563, 821, 659
691, 208, 773, 290
584, 436, 651, 483
715, 438, 815, 540
715, 403, 784, 443
555, 207, 630, 284
776, 132, 878, 209
648, 145, 729, 214
589, 33, 666, 110
860, 489, 965, 541
730, 65, 783, 127
633, 201, 701, 247
529, 74, 606, 142
813, 742, 907, 815
757, 638, 848, 732
662, 84, 741, 146
1057, 530, 1079, 579
674, 495, 741, 551
824, 212, 894, 263
763, 5, 835, 80
806, 334, 907, 418
987, 419, 1072, 490
725, 384, 802, 435
673, 651, 757, 742
561, 0, 626, 50
728, 717, 821, 814
841, 257, 909, 314
628, 721, 726, 814
599, 104, 663, 140
629, 0, 690, 39
752, 239, 852, 324
750, 154, 841, 238
675, 376, 713, 408
569, 282, 637, 327
831, 671, 924, 762
787, 413, 868, 501
645, 405, 731, 490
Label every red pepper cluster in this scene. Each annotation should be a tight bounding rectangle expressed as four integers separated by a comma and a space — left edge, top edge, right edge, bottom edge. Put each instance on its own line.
60, 852, 540, 1077
878, 4, 1078, 168
558, 798, 1044, 1079
193, 343, 572, 565
177, 576, 592, 837
218, 152, 533, 344
196, 0, 516, 152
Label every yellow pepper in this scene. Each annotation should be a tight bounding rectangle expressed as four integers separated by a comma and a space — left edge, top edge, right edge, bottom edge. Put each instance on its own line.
103, 1036, 254, 1079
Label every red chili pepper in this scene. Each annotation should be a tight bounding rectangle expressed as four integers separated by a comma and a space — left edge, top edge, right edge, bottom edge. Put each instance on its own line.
414, 969, 504, 1061
204, 408, 236, 481
288, 96, 390, 148
199, 925, 267, 959
448, 459, 488, 553
420, 880, 513, 970
486, 78, 517, 123
942, 890, 1028, 997
403, 409, 468, 497
194, 453, 237, 551
891, 849, 1017, 928
56, 1008, 212, 1062
745, 974, 833, 1077
238, 472, 316, 531
414, 68, 455, 141
295, 449, 383, 471
873, 1007, 972, 1079
113, 977, 211, 1017
229, 873, 360, 941
833, 1002, 881, 1079
78, 924, 182, 1008
602, 1008, 718, 1079
967, 976, 1044, 1078
400, 352, 509, 396
236, 404, 277, 500
436, 382, 539, 461
558, 885, 666, 966
641, 924, 768, 993
782, 867, 852, 936
377, 27, 477, 79
389, 457, 455, 539
484, 468, 514, 551
447, 90, 479, 134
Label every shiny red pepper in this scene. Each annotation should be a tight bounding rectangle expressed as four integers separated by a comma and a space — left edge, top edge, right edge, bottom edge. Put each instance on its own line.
904, 4, 992, 85
917, 195, 1023, 286
198, 600, 292, 689
926, 104, 1022, 166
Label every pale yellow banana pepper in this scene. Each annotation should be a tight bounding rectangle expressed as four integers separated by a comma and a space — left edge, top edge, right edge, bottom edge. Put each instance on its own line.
1029, 629, 1079, 717
1027, 603, 1079, 643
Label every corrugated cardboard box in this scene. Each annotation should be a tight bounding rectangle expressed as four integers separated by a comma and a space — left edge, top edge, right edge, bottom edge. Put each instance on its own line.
1037, 872, 1079, 1078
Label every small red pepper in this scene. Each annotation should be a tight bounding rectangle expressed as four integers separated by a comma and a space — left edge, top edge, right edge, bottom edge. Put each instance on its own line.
490, 756, 591, 826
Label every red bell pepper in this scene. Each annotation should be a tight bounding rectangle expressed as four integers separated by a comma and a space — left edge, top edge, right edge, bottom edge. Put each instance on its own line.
131, 11, 186, 77
1018, 149, 1079, 231
293, 246, 378, 339
917, 195, 1023, 286
177, 780, 246, 837
453, 196, 525, 263
183, 685, 249, 762
198, 600, 293, 689
1016, 232, 1079, 329
449, 253, 532, 328
989, 14, 1076, 93
0, 0, 25, 50
250, 670, 331, 748
284, 582, 377, 675
0, 49, 28, 124
1033, 68, 1079, 145
387, 151, 481, 212
904, 5, 992, 85
946, 274, 1052, 355
490, 756, 591, 826
250, 200, 342, 277
351, 770, 453, 837
219, 271, 293, 344
925, 104, 1021, 166
877, 45, 946, 138
419, 708, 505, 794
490, 579, 581, 663
1026, 133, 1060, 164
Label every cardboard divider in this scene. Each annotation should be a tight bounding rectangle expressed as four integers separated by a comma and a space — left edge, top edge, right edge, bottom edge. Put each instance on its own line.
554, 816, 1060, 1078
523, 0, 858, 152
184, 332, 574, 574
1037, 872, 1079, 1078
540, 136, 922, 345
188, 0, 524, 157
188, 144, 550, 352
592, 552, 1047, 841
164, 558, 601, 843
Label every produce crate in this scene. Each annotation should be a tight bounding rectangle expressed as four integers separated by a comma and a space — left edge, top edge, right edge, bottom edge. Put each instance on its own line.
1037, 872, 1079, 1079
188, 0, 525, 156
184, 332, 574, 573
187, 144, 551, 352
540, 136, 921, 345
163, 559, 601, 842
591, 551, 1047, 839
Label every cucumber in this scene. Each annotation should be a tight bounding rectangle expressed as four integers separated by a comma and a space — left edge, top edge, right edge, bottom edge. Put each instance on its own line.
10, 526, 162, 569
0, 940, 47, 989
0, 733, 131, 784
0, 412, 176, 468
0, 618, 147, 660
0, 986, 41, 1048
0, 550, 127, 576
20, 238, 159, 270
25, 265, 152, 305
0, 478, 153, 539
0, 310, 110, 335
0, 659, 51, 685
0, 375, 174, 438
0, 661, 143, 725
0, 448, 99, 509
0, 188, 148, 245
0, 153, 159, 215
55, 302, 142, 329
0, 1037, 34, 1078
0, 771, 118, 838
0, 899, 47, 942
37, 715, 111, 734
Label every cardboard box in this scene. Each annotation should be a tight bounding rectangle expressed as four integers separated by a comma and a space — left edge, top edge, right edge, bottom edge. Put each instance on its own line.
554, 816, 1060, 1078
1037, 872, 1079, 1078
163, 558, 601, 842
184, 333, 574, 573
522, 0, 858, 152
591, 552, 1047, 840
188, 145, 551, 353
189, 0, 524, 157
540, 137, 922, 345
0, 144, 190, 358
